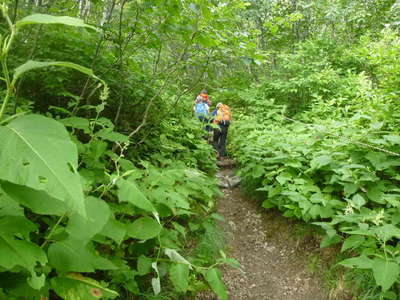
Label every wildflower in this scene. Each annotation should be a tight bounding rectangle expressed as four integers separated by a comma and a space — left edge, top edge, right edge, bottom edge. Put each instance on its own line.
344, 203, 354, 215
100, 84, 109, 101
372, 209, 385, 226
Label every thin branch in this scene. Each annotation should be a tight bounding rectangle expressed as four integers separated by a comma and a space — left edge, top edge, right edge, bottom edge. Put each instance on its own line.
127, 79, 168, 139
153, 43, 163, 76
72, 0, 116, 116
12, 0, 19, 23
13, 24, 43, 114
113, 0, 128, 126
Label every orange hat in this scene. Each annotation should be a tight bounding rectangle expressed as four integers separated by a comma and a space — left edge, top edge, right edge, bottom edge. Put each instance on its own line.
200, 93, 209, 100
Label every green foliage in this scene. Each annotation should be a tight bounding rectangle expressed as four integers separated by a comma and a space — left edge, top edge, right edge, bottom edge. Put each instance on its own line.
0, 114, 86, 215
5, 0, 399, 298
13, 60, 100, 83
204, 268, 228, 300
51, 273, 119, 300
231, 28, 400, 298
169, 263, 190, 293
16, 13, 98, 30
0, 109, 225, 298
0, 3, 232, 299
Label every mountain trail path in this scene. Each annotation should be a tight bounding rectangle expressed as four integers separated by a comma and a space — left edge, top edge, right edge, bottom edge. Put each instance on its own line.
204, 161, 330, 300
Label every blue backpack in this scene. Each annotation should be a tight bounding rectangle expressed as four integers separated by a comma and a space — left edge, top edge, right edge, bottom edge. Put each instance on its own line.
195, 102, 208, 117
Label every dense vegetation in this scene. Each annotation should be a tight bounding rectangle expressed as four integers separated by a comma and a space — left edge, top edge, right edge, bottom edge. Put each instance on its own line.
229, 2, 400, 299
0, 1, 247, 299
1, 0, 400, 299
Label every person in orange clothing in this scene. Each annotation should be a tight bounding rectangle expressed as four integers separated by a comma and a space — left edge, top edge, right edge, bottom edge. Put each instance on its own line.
212, 102, 232, 158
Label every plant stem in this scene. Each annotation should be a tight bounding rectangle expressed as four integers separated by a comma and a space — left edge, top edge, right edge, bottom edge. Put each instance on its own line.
0, 5, 16, 121
40, 213, 67, 248
0, 59, 12, 120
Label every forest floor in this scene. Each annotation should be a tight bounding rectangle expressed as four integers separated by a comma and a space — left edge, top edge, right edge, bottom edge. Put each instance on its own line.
209, 162, 336, 300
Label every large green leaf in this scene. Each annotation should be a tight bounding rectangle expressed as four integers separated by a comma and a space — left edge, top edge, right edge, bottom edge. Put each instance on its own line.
126, 217, 161, 240
117, 179, 155, 212
372, 258, 399, 291
341, 235, 365, 252
100, 217, 126, 245
0, 190, 24, 216
384, 135, 400, 144
169, 263, 189, 293
310, 155, 332, 169
95, 128, 129, 143
52, 273, 118, 300
13, 60, 98, 83
167, 191, 191, 209
67, 197, 110, 240
196, 34, 218, 47
59, 117, 91, 134
204, 268, 228, 300
372, 224, 400, 242
0, 114, 86, 216
0, 236, 47, 289
0, 273, 45, 298
351, 194, 366, 209
0, 216, 37, 238
1, 181, 68, 215
16, 14, 97, 30
339, 255, 373, 269
48, 238, 116, 272
365, 152, 400, 170
137, 255, 153, 275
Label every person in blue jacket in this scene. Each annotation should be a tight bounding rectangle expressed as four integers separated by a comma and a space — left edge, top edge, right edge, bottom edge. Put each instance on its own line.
194, 95, 211, 131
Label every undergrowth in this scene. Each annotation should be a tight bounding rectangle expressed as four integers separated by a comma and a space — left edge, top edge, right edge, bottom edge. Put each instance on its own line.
231, 28, 400, 299
0, 6, 233, 299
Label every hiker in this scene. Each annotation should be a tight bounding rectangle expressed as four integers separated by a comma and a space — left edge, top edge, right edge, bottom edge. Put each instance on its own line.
198, 89, 212, 107
213, 102, 232, 158
194, 95, 211, 131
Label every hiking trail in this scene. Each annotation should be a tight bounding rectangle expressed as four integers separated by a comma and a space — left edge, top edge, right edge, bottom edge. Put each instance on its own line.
204, 161, 330, 300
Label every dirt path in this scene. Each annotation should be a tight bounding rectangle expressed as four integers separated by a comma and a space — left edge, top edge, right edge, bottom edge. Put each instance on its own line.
216, 165, 329, 300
